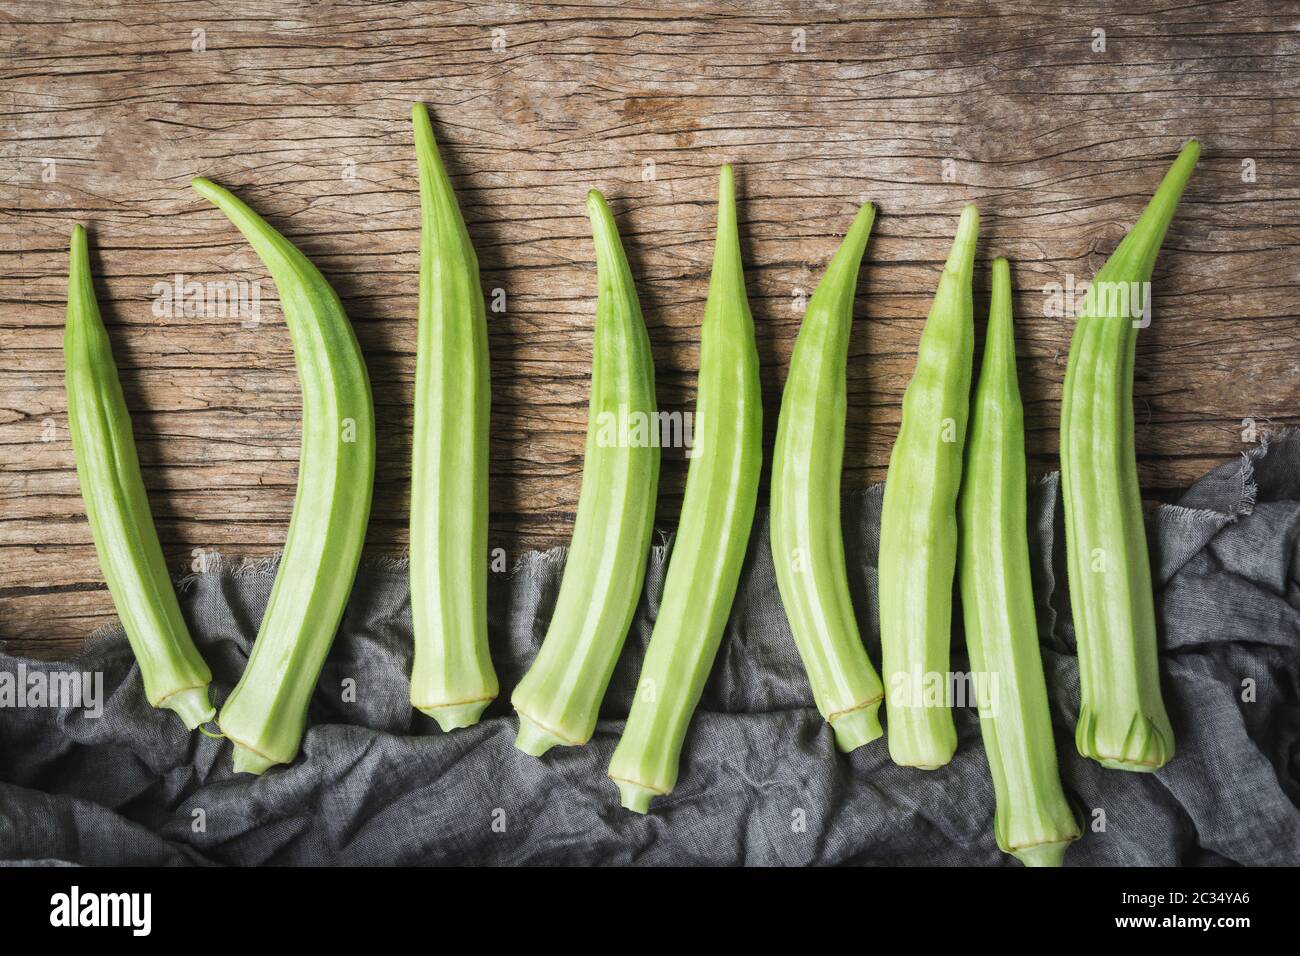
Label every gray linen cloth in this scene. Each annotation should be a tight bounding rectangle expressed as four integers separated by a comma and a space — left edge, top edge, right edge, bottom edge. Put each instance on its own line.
2, 434, 1298, 866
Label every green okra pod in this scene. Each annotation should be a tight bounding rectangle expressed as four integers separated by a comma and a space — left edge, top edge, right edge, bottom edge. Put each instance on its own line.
193, 177, 376, 774
511, 190, 660, 757
64, 225, 215, 730
408, 103, 498, 731
607, 165, 762, 811
770, 201, 885, 753
879, 204, 979, 770
1061, 140, 1200, 771
960, 257, 1081, 866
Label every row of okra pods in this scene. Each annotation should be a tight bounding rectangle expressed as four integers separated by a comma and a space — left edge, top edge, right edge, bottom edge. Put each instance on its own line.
64, 102, 1200, 864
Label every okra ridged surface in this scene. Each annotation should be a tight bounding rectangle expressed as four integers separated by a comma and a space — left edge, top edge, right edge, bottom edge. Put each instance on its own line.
64, 225, 215, 730
878, 205, 978, 770
607, 166, 761, 812
770, 202, 885, 754
511, 190, 660, 757
960, 258, 1081, 867
408, 103, 498, 731
1061, 141, 1199, 772
193, 178, 376, 775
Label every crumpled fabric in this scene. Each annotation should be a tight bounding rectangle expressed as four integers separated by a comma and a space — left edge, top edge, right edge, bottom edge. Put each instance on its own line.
1, 435, 1298, 866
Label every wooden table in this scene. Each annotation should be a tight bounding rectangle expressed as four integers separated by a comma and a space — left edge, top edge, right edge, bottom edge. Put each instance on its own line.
3, 1, 1297, 658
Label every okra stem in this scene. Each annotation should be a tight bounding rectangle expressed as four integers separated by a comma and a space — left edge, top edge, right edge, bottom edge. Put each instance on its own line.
408, 103, 498, 731
770, 202, 885, 753
1061, 140, 1200, 771
193, 177, 376, 774
64, 225, 215, 730
607, 166, 761, 812
961, 258, 1081, 866
878, 205, 979, 770
510, 190, 660, 757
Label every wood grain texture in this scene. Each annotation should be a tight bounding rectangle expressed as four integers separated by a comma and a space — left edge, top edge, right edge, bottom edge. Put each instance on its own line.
2, 0, 1298, 658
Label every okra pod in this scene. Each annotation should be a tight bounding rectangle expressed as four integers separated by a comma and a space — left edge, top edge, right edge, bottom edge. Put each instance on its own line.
64, 225, 216, 730
607, 166, 761, 811
193, 177, 376, 774
1061, 140, 1199, 771
511, 190, 660, 756
879, 205, 979, 770
408, 103, 498, 731
770, 201, 885, 753
960, 258, 1081, 866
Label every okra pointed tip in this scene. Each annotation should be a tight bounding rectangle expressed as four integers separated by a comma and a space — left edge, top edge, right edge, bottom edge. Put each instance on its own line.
585, 190, 624, 258
989, 257, 1014, 325
190, 177, 227, 207
829, 701, 884, 752
714, 162, 737, 204
817, 201, 876, 284
68, 225, 89, 269
613, 780, 656, 814
585, 189, 615, 232
717, 164, 736, 206
849, 199, 876, 233
411, 102, 436, 150
1013, 840, 1073, 868
940, 204, 979, 277
991, 256, 1012, 296
420, 699, 492, 732
162, 686, 216, 730
1155, 139, 1201, 201
712, 166, 739, 253
1164, 139, 1201, 185
956, 203, 980, 237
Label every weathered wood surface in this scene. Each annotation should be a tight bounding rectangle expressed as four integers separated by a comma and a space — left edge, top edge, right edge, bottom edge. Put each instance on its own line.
2, 1, 1297, 658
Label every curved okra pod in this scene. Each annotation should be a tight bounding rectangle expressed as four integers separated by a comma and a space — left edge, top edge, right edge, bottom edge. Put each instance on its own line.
770, 202, 884, 753
879, 205, 979, 770
607, 166, 762, 811
960, 258, 1081, 866
408, 103, 498, 731
193, 177, 376, 774
511, 190, 660, 756
64, 226, 215, 730
1061, 140, 1199, 771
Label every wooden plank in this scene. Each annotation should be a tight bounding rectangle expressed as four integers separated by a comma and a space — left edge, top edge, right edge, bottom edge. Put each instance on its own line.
2, 0, 1297, 658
